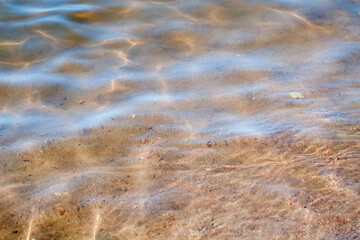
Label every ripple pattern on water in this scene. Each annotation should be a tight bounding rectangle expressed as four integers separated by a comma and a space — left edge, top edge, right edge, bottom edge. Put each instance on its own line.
0, 0, 360, 239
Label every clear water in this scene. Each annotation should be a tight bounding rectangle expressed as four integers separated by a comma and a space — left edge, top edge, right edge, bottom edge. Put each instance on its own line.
0, 0, 359, 239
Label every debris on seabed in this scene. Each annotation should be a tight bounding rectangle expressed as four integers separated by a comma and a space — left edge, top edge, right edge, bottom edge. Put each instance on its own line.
289, 92, 305, 99
55, 192, 69, 196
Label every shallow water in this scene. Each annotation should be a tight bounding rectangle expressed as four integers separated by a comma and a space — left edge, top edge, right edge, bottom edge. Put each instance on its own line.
0, 0, 360, 239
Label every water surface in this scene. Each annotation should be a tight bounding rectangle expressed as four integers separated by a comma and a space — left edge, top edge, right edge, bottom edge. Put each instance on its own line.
0, 0, 359, 239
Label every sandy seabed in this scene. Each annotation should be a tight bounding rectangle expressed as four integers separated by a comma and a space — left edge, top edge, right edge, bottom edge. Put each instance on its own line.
1, 0, 360, 239
1, 120, 359, 239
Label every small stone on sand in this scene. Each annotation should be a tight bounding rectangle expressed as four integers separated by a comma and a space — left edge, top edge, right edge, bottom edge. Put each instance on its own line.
289, 92, 304, 99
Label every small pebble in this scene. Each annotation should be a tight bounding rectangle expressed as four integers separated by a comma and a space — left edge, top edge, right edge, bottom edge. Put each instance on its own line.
59, 209, 66, 215
289, 92, 304, 99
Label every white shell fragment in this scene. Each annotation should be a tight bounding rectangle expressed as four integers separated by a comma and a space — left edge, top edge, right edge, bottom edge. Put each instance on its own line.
289, 92, 305, 99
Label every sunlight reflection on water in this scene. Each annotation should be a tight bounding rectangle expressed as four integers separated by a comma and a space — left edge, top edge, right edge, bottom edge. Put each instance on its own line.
0, 0, 360, 239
